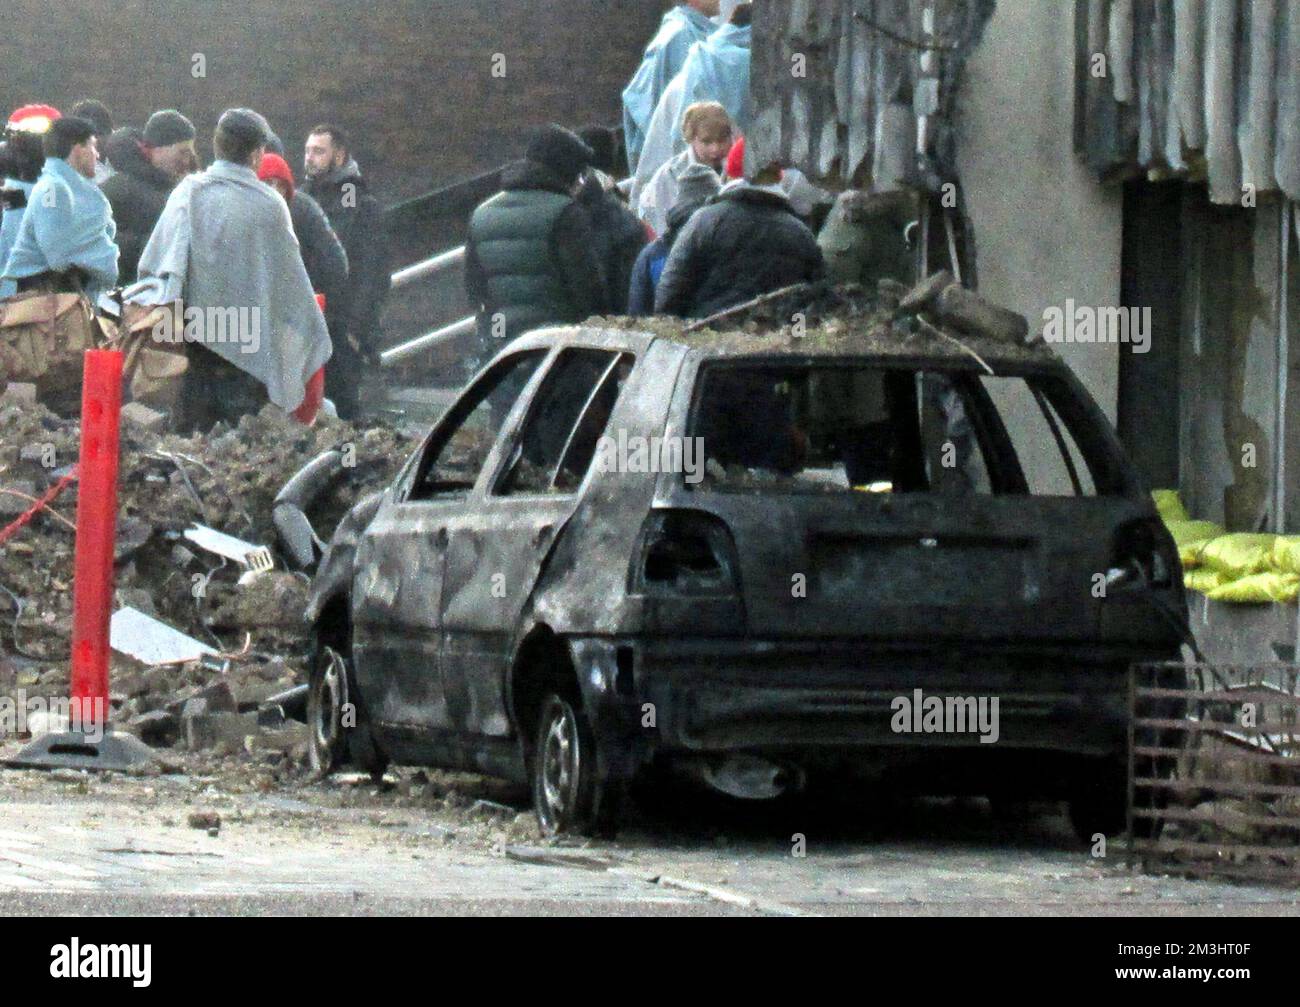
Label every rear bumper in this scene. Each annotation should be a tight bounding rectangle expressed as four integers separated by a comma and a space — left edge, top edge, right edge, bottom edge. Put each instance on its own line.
572, 637, 1180, 769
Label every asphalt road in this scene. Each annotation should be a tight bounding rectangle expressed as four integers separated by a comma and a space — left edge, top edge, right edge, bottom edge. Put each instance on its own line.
0, 766, 1295, 916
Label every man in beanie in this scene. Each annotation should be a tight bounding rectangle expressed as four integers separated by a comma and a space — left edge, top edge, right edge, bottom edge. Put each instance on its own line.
2, 116, 118, 301
628, 161, 719, 315
0, 104, 60, 298
302, 123, 388, 416
131, 108, 331, 432
464, 124, 606, 366
100, 109, 198, 285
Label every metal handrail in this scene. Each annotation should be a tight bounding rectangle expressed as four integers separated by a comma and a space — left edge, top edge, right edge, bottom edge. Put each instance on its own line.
380, 315, 476, 366
390, 245, 466, 290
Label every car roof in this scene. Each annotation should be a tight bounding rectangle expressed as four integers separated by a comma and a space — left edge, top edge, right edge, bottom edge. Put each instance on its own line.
511, 316, 1063, 376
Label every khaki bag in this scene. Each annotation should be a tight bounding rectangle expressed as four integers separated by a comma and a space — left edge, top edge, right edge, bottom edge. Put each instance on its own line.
0, 291, 109, 412
115, 302, 189, 413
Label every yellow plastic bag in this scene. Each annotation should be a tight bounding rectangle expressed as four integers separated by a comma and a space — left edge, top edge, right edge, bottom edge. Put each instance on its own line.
1163, 520, 1225, 568
1205, 572, 1300, 604
1271, 536, 1300, 575
1198, 533, 1278, 578
1152, 489, 1189, 523
1183, 568, 1226, 594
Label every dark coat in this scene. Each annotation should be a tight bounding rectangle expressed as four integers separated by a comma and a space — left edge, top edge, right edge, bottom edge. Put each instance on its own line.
100, 127, 176, 285
576, 171, 647, 315
465, 159, 606, 341
654, 183, 826, 319
627, 196, 704, 316
302, 159, 389, 348
289, 189, 348, 312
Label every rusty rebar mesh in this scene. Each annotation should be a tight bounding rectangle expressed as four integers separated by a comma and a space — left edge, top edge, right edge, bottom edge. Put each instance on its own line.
1128, 662, 1300, 885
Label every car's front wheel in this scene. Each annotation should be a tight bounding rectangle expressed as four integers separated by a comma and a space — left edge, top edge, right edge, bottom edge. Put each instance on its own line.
531, 692, 618, 838
307, 641, 388, 781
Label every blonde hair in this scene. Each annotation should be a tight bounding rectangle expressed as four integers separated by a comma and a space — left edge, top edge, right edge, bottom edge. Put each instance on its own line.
682, 101, 732, 142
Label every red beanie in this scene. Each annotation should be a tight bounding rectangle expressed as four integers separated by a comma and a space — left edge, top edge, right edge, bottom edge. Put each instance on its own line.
257, 152, 295, 199
725, 135, 746, 181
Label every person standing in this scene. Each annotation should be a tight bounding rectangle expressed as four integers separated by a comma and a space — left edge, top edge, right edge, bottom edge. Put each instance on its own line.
655, 163, 825, 319
0, 104, 61, 298
465, 125, 605, 360
636, 101, 732, 237
69, 99, 114, 184
302, 124, 388, 419
100, 109, 198, 285
2, 116, 118, 302
132, 109, 331, 432
628, 162, 719, 315
621, 0, 719, 172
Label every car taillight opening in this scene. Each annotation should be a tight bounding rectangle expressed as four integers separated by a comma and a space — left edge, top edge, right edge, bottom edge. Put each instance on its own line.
632, 510, 741, 596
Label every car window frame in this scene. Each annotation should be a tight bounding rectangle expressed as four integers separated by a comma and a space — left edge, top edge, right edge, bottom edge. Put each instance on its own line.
401, 348, 551, 503
489, 348, 634, 500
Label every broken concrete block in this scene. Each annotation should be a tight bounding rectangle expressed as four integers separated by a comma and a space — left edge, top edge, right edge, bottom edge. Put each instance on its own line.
124, 709, 179, 747
184, 711, 259, 751
2, 383, 36, 405
933, 283, 1030, 344
244, 722, 308, 754
120, 401, 166, 431
187, 810, 220, 831
110, 607, 217, 665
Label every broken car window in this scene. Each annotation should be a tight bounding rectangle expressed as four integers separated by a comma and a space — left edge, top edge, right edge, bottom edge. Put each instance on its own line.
496, 349, 628, 496
409, 351, 546, 499
689, 363, 1110, 496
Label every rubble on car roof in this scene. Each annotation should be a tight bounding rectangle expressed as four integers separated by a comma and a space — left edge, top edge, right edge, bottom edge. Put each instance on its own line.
586, 275, 1056, 370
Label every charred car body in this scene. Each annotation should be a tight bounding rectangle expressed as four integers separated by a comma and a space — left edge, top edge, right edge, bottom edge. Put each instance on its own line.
306, 304, 1185, 838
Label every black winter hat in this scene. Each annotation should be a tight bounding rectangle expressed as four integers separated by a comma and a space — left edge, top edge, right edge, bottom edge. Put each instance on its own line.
526, 124, 594, 183
144, 109, 196, 147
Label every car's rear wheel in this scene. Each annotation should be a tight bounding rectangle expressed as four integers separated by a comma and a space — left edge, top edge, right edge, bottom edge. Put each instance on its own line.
530, 692, 618, 838
308, 641, 388, 781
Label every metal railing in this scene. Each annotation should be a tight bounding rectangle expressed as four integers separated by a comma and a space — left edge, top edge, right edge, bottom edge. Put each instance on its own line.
1128, 661, 1300, 885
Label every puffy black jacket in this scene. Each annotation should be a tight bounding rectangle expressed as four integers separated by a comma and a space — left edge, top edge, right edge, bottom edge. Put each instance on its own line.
465, 159, 606, 341
302, 159, 390, 348
289, 190, 348, 312
100, 127, 176, 285
575, 170, 647, 315
655, 183, 826, 319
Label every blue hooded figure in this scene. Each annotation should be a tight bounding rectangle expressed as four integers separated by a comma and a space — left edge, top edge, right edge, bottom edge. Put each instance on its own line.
621, 3, 717, 172
631, 18, 752, 197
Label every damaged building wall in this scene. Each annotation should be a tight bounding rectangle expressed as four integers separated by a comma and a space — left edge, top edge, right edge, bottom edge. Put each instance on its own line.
957, 1, 1123, 421
1077, 0, 1300, 206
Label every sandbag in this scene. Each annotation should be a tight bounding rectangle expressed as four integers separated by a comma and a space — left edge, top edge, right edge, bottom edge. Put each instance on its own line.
1163, 519, 1226, 568
1152, 488, 1189, 523
116, 302, 188, 414
1198, 533, 1278, 578
1183, 568, 1226, 594
1271, 535, 1300, 575
1206, 572, 1300, 604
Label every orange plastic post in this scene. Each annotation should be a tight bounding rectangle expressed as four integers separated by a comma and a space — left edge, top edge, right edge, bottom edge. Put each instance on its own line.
68, 349, 123, 734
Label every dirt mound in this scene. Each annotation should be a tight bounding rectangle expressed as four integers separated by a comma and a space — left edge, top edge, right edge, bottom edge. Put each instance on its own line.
0, 397, 412, 676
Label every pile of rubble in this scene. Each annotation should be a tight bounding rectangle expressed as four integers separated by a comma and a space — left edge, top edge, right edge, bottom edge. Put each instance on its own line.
0, 387, 412, 760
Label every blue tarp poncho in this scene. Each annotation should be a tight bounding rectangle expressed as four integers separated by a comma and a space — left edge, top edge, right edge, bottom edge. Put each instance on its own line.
2, 159, 118, 302
631, 22, 752, 201
621, 5, 716, 171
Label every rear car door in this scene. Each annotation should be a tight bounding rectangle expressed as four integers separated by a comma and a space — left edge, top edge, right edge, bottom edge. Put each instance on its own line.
440, 348, 635, 740
351, 350, 546, 745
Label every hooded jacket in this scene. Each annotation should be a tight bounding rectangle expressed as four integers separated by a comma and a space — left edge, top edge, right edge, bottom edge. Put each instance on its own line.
654, 181, 825, 319
301, 158, 389, 345
465, 159, 606, 341
100, 127, 177, 285
621, 5, 716, 171
257, 153, 349, 312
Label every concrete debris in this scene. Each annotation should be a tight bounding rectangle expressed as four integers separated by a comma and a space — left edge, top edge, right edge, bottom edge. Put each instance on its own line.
119, 401, 166, 431
110, 607, 216, 666
187, 810, 221, 831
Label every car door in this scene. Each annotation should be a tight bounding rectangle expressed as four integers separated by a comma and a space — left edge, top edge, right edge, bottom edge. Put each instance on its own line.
350, 350, 547, 750
440, 349, 635, 740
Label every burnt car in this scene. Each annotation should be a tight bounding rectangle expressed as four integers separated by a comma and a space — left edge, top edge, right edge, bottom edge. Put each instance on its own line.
305, 316, 1186, 839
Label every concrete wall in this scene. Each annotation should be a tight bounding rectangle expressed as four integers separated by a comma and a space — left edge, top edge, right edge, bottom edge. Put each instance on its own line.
956, 0, 1122, 421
